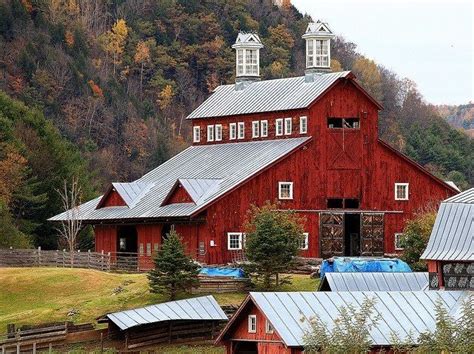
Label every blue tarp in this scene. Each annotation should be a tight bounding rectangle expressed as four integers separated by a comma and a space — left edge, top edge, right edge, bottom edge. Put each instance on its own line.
320, 257, 412, 279
199, 267, 245, 278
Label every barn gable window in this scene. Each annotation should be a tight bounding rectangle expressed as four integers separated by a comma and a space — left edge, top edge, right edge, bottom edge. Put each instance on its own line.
193, 126, 200, 143
230, 123, 237, 140
261, 120, 268, 137
238, 122, 245, 139
215, 124, 222, 141
328, 117, 360, 129
265, 319, 274, 334
300, 232, 309, 250
248, 315, 257, 333
252, 121, 260, 138
278, 182, 293, 200
300, 116, 308, 134
395, 183, 409, 200
394, 233, 404, 250
276, 119, 284, 136
207, 125, 214, 142
227, 232, 243, 250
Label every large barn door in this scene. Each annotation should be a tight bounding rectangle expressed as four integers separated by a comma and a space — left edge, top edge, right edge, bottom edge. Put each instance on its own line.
360, 213, 384, 256
320, 212, 344, 259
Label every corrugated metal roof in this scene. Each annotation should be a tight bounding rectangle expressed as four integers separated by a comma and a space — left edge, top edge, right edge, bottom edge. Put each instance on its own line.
179, 178, 222, 205
443, 187, 474, 204
112, 182, 154, 207
250, 291, 466, 347
107, 295, 227, 331
49, 138, 310, 221
320, 272, 429, 292
186, 71, 351, 119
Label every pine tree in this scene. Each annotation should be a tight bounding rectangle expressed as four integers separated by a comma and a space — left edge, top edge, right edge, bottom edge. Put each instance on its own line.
147, 229, 200, 300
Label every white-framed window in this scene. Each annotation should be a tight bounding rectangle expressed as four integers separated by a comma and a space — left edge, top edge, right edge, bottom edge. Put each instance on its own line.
307, 39, 330, 68
207, 125, 214, 142
238, 122, 245, 139
261, 120, 268, 137
300, 116, 308, 134
193, 126, 201, 143
229, 123, 237, 140
300, 232, 309, 250
394, 233, 404, 250
284, 118, 292, 135
237, 49, 259, 77
395, 183, 409, 200
265, 319, 274, 334
278, 182, 293, 200
252, 121, 259, 138
215, 124, 222, 141
276, 119, 283, 136
227, 232, 243, 250
307, 39, 314, 67
248, 315, 257, 333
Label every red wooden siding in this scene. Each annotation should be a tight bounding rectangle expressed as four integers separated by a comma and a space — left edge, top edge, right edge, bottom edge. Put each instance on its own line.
99, 190, 127, 207
95, 225, 117, 254
136, 224, 162, 269
164, 184, 195, 205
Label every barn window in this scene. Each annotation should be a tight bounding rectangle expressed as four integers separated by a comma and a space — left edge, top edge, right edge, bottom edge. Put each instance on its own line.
394, 233, 404, 250
227, 232, 243, 250
146, 243, 151, 256
252, 121, 260, 138
395, 183, 409, 200
215, 124, 222, 141
276, 119, 284, 136
230, 123, 237, 140
278, 182, 293, 200
284, 117, 292, 135
193, 126, 200, 143
300, 233, 309, 250
207, 125, 214, 142
300, 116, 308, 134
327, 198, 343, 208
238, 122, 245, 139
261, 120, 268, 137
265, 319, 274, 334
139, 243, 144, 255
327, 118, 360, 129
344, 199, 359, 209
248, 315, 257, 333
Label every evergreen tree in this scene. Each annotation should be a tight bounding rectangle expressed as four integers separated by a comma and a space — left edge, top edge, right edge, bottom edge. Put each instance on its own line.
147, 229, 200, 300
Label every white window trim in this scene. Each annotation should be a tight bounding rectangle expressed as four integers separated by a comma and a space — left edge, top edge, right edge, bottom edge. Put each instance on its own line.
300, 116, 308, 134
278, 182, 293, 200
300, 232, 309, 250
227, 232, 243, 250
215, 124, 222, 141
248, 315, 257, 333
394, 233, 404, 251
265, 319, 274, 334
207, 125, 214, 142
237, 49, 260, 77
395, 183, 409, 201
284, 117, 292, 135
276, 118, 283, 136
238, 122, 245, 139
252, 121, 259, 138
261, 120, 268, 137
229, 123, 237, 140
193, 126, 200, 143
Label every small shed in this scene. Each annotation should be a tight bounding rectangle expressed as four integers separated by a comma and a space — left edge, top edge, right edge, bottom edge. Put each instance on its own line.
106, 295, 228, 350
319, 272, 429, 291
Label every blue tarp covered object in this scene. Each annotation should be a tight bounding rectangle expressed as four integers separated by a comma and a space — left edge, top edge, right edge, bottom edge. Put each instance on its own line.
199, 267, 245, 278
320, 257, 412, 279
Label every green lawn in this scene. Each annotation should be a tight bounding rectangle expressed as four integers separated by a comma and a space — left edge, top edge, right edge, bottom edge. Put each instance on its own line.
0, 267, 318, 331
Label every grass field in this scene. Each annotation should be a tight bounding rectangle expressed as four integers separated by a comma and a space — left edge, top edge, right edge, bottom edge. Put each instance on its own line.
0, 267, 318, 331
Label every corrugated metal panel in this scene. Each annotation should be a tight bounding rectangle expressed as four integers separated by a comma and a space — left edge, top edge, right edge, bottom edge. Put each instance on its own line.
179, 178, 222, 205
250, 291, 466, 347
186, 72, 350, 119
421, 189, 474, 261
107, 295, 227, 331
49, 138, 310, 221
321, 272, 429, 292
112, 182, 154, 207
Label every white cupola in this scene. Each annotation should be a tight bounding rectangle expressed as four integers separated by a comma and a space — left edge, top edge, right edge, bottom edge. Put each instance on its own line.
302, 21, 335, 74
232, 32, 264, 83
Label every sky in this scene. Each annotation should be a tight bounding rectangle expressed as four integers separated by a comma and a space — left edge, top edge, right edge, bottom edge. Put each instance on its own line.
292, 0, 474, 105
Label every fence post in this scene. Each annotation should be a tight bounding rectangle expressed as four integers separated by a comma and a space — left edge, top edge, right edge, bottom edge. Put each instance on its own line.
107, 252, 111, 272
88, 250, 91, 269
63, 249, 66, 268
32, 342, 36, 354
101, 250, 104, 271
37, 246, 41, 267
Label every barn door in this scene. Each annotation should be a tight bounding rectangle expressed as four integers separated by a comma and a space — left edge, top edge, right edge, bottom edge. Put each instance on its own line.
320, 212, 344, 259
360, 213, 384, 256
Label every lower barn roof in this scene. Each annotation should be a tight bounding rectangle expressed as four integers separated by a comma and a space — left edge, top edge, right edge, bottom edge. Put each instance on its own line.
107, 295, 227, 331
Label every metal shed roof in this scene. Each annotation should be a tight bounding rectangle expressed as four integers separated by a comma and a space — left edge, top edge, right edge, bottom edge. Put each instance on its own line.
248, 291, 466, 347
319, 272, 429, 292
49, 137, 310, 221
421, 188, 474, 261
186, 71, 351, 119
107, 295, 227, 331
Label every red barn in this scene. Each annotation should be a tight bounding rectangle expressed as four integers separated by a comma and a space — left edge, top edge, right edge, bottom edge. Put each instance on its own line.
50, 21, 457, 267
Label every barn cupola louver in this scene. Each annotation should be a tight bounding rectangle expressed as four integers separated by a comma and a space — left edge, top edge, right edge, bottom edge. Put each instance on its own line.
303, 21, 335, 81
232, 32, 264, 89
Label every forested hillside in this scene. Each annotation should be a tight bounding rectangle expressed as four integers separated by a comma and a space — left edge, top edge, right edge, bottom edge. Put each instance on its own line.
437, 103, 474, 137
0, 0, 472, 249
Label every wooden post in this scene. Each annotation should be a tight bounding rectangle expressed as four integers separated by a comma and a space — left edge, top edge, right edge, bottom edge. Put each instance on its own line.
37, 246, 41, 267
125, 332, 129, 350
100, 332, 104, 353
1, 344, 5, 354
32, 342, 36, 354
49, 343, 52, 353
101, 250, 104, 271
168, 322, 172, 343
107, 252, 111, 272
88, 250, 91, 269
16, 342, 19, 354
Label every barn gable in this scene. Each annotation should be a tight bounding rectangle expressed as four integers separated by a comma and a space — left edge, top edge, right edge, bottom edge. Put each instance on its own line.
162, 178, 223, 206
96, 182, 154, 209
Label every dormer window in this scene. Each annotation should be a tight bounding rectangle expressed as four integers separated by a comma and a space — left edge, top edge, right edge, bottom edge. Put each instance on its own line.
284, 118, 292, 135
230, 123, 237, 140
261, 120, 268, 137
276, 119, 283, 136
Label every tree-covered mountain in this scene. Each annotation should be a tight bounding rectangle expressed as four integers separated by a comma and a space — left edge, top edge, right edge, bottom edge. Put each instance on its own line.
436, 103, 474, 137
0, 0, 472, 248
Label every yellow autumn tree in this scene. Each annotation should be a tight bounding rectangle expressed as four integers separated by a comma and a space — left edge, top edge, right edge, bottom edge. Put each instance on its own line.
158, 85, 174, 111
134, 41, 151, 93
102, 19, 129, 76
352, 57, 383, 102
331, 59, 343, 72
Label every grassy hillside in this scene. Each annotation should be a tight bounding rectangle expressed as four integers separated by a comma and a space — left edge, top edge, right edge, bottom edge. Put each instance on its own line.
0, 268, 317, 330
